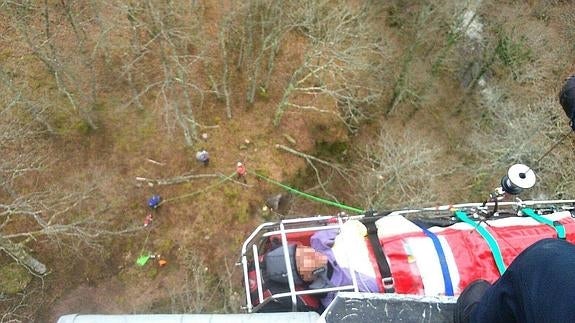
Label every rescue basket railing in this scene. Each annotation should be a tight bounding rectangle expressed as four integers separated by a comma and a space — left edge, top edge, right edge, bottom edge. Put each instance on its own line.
239, 200, 575, 313
239, 215, 364, 313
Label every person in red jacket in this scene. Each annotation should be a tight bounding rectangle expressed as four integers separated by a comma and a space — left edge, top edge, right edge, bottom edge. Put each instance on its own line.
236, 161, 247, 183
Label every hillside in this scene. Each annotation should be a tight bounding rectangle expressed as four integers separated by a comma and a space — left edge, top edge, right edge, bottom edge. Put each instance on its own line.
1, 1, 574, 321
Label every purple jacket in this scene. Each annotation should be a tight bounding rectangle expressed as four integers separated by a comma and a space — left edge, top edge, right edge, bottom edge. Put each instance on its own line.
310, 229, 380, 307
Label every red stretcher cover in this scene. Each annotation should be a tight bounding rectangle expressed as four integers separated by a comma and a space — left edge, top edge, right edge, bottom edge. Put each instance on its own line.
374, 211, 575, 296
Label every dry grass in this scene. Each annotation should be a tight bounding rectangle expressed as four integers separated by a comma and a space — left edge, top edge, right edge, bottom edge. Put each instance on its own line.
1, 1, 575, 321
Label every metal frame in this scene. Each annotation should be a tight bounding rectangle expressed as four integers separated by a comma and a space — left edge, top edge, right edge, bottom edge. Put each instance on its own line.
238, 200, 575, 313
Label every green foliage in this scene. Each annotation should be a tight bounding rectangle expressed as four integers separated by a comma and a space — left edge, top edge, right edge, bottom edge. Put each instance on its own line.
221, 186, 250, 223
0, 49, 12, 62
146, 266, 158, 279
74, 119, 95, 135
0, 263, 32, 294
157, 239, 175, 255
386, 3, 408, 28
469, 172, 493, 201
222, 186, 239, 200
234, 200, 250, 223
494, 27, 533, 79
288, 165, 315, 189
257, 85, 269, 100
315, 141, 348, 161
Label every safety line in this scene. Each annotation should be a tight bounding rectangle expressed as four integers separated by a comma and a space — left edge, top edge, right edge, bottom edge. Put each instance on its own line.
252, 171, 364, 214
160, 172, 237, 205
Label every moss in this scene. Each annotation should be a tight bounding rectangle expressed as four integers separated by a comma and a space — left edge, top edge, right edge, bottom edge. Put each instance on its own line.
74, 120, 95, 135
157, 238, 175, 254
0, 49, 12, 62
223, 186, 239, 200
469, 172, 492, 201
253, 167, 270, 179
314, 141, 349, 161
0, 263, 32, 294
234, 200, 250, 223
257, 85, 269, 100
146, 266, 158, 279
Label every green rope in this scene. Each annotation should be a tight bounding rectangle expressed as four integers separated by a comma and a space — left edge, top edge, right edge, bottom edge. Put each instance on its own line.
522, 208, 566, 239
454, 210, 507, 275
252, 171, 365, 214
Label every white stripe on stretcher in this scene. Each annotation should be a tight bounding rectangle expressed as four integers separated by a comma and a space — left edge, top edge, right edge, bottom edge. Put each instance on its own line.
406, 236, 460, 296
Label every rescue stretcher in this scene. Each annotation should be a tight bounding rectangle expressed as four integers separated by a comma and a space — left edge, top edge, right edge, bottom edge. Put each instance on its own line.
239, 199, 575, 319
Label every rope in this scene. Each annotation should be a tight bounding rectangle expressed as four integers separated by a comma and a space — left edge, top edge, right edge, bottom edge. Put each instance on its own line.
252, 171, 365, 214
159, 172, 237, 205
136, 172, 237, 265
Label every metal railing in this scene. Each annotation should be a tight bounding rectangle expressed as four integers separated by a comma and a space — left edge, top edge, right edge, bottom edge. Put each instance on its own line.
238, 200, 575, 313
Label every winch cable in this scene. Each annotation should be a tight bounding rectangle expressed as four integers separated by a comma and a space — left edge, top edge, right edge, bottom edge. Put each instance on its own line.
527, 130, 572, 175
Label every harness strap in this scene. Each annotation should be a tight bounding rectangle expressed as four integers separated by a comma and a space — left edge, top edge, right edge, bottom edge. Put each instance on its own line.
454, 211, 506, 275
363, 218, 395, 293
522, 208, 566, 239
413, 222, 454, 296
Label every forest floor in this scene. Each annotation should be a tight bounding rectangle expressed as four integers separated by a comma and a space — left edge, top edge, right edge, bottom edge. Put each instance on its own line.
3, 2, 572, 321
38, 33, 375, 321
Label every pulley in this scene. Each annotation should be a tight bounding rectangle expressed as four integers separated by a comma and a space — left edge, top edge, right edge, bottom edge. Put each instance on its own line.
500, 164, 536, 195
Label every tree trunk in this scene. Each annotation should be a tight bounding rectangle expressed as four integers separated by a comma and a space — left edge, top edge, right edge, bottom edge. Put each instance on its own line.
0, 235, 47, 275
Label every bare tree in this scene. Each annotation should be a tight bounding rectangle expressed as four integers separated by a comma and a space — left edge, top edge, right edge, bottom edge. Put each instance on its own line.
2, 1, 106, 130
273, 1, 385, 132
356, 128, 453, 210
466, 94, 575, 199
167, 249, 240, 313
229, 0, 293, 106
0, 107, 137, 276
116, 0, 207, 146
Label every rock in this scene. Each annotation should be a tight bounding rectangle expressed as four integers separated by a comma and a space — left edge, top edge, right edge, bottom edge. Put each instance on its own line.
265, 194, 291, 214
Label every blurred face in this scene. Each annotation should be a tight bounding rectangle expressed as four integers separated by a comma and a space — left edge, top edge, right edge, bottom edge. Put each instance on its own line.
295, 246, 328, 282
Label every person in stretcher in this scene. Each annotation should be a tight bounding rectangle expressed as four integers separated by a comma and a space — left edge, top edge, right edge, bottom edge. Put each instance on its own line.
261, 210, 575, 308
264, 220, 380, 308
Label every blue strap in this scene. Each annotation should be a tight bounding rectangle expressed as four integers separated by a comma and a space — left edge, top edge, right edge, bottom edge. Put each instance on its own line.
414, 223, 454, 296
455, 211, 507, 275
522, 208, 566, 239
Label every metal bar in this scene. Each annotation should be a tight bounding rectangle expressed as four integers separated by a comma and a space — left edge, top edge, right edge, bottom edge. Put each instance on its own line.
279, 221, 298, 311
241, 255, 253, 313
271, 284, 357, 298
241, 222, 276, 256
337, 217, 359, 293
389, 200, 575, 216
280, 215, 336, 224
262, 224, 341, 237
253, 245, 264, 304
